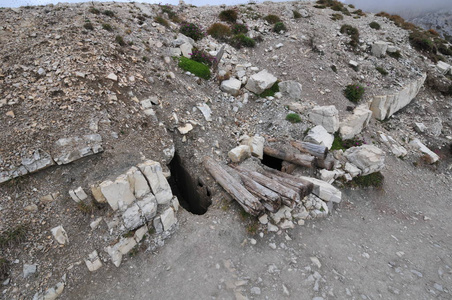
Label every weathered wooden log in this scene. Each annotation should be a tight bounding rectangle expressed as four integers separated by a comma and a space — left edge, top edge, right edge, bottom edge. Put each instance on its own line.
240, 176, 282, 213
203, 157, 263, 216
263, 146, 314, 168
258, 168, 312, 199
233, 165, 300, 205
262, 166, 314, 195
315, 157, 334, 170
290, 141, 328, 159
281, 161, 297, 174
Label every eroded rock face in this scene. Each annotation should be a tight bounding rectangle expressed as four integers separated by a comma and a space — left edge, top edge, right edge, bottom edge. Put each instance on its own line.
344, 145, 385, 176
370, 73, 427, 120
137, 160, 173, 205
245, 69, 277, 94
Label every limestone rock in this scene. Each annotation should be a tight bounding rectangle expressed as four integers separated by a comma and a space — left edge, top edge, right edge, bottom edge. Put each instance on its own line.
106, 73, 117, 81
51, 225, 69, 245
245, 69, 277, 94
161, 207, 177, 231
69, 186, 88, 203
378, 132, 407, 157
279, 80, 303, 100
304, 125, 334, 149
178, 123, 193, 134
247, 135, 265, 159
344, 145, 385, 175
436, 61, 451, 75
371, 41, 388, 58
137, 194, 157, 221
344, 162, 361, 177
21, 149, 54, 173
339, 104, 372, 140
122, 203, 144, 230
172, 33, 195, 47
84, 250, 102, 272
138, 160, 173, 205
220, 78, 242, 96
309, 105, 339, 133
299, 177, 342, 203
197, 103, 212, 122
91, 185, 106, 203
409, 139, 439, 164
126, 167, 151, 198
370, 73, 427, 120
23, 264, 37, 278
180, 42, 192, 58
100, 175, 136, 211
228, 145, 251, 163
53, 134, 103, 165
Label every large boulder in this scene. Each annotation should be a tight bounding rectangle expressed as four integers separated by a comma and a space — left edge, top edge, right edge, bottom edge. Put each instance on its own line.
279, 80, 302, 100
371, 41, 388, 58
344, 145, 385, 175
220, 78, 242, 96
304, 125, 334, 149
309, 105, 339, 133
245, 69, 277, 94
339, 104, 372, 140
370, 73, 426, 120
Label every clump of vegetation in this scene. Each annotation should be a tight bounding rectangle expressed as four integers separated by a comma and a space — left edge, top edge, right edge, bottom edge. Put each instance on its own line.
154, 16, 169, 27
387, 50, 402, 59
178, 57, 211, 79
428, 29, 439, 36
331, 13, 343, 21
219, 9, 238, 23
352, 9, 366, 17
409, 30, 435, 52
180, 23, 205, 41
376, 66, 388, 76
331, 65, 337, 73
259, 82, 279, 98
331, 134, 366, 150
369, 21, 381, 30
102, 10, 115, 17
89, 7, 100, 14
313, 5, 326, 9
160, 4, 176, 18
83, 21, 94, 30
344, 83, 365, 103
102, 23, 113, 31
293, 10, 302, 19
115, 35, 126, 46
76, 201, 95, 215
350, 172, 384, 189
273, 22, 287, 33
207, 23, 231, 40
231, 23, 248, 34
0, 258, 9, 281
348, 4, 355, 8
316, 0, 350, 15
286, 113, 302, 123
263, 14, 281, 24
376, 12, 416, 30
340, 24, 360, 48
190, 49, 216, 67
0, 225, 28, 249
230, 34, 256, 49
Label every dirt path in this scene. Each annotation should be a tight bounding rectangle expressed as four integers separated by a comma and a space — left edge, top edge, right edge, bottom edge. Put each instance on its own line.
65, 156, 452, 300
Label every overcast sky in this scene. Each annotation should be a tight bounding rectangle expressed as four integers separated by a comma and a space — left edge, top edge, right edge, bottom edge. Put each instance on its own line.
2, 0, 451, 17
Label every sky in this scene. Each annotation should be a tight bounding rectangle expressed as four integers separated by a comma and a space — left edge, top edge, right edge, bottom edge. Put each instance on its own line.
1, 0, 451, 18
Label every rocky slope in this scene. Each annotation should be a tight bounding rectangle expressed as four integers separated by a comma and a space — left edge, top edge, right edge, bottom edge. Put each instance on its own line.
0, 1, 451, 299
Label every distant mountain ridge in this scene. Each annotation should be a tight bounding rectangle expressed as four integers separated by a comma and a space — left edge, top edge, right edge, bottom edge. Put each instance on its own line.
409, 9, 452, 41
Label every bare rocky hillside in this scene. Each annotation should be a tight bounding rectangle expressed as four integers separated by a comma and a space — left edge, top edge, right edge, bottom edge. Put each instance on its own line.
0, 1, 451, 299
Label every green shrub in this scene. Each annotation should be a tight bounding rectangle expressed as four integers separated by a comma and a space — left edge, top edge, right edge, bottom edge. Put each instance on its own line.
387, 50, 401, 59
376, 66, 388, 76
348, 4, 355, 8
340, 24, 359, 48
230, 34, 256, 49
178, 57, 211, 79
190, 49, 216, 67
352, 9, 366, 17
259, 82, 279, 98
115, 35, 126, 46
351, 172, 384, 188
180, 23, 205, 41
273, 22, 287, 33
207, 23, 231, 39
293, 10, 302, 19
89, 7, 100, 14
344, 83, 365, 103
219, 9, 238, 23
160, 4, 176, 19
286, 113, 301, 123
263, 14, 281, 24
154, 16, 169, 27
409, 30, 435, 52
438, 43, 452, 56
102, 23, 113, 31
331, 133, 366, 150
369, 21, 381, 30
313, 5, 326, 9
331, 13, 343, 21
102, 10, 115, 17
83, 22, 94, 30
231, 23, 248, 34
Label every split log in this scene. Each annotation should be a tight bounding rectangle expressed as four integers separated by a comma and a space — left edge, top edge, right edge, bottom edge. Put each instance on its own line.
203, 157, 263, 216
262, 166, 314, 195
281, 161, 297, 174
233, 165, 300, 205
315, 157, 334, 170
258, 168, 312, 199
240, 176, 282, 213
290, 141, 328, 159
264, 146, 314, 168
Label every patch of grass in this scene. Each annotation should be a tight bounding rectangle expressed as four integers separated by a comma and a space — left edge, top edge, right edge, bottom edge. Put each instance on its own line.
273, 22, 287, 33
207, 23, 231, 40
180, 22, 205, 41
263, 14, 281, 24
259, 81, 279, 98
331, 13, 343, 21
286, 113, 302, 123
293, 10, 302, 19
83, 22, 94, 30
102, 10, 115, 17
102, 23, 113, 31
369, 21, 381, 30
409, 30, 435, 52
154, 16, 169, 27
76, 201, 95, 215
246, 222, 259, 235
331, 134, 366, 150
219, 9, 238, 23
89, 7, 100, 14
230, 34, 256, 49
376, 66, 388, 76
313, 5, 326, 9
350, 172, 384, 188
352, 9, 366, 17
231, 23, 248, 35
387, 50, 401, 59
115, 35, 126, 46
344, 83, 365, 103
160, 4, 176, 19
0, 258, 9, 281
0, 225, 28, 249
178, 57, 211, 79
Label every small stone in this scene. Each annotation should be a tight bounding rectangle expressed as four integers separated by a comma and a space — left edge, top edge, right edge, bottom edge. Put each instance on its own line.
90, 217, 103, 230
6, 111, 15, 118
258, 214, 268, 225
282, 284, 290, 296
310, 257, 321, 268
269, 243, 277, 249
178, 123, 193, 134
228, 145, 251, 163
23, 264, 37, 278
268, 223, 278, 232
51, 225, 69, 245
250, 287, 261, 295
250, 238, 257, 245
84, 250, 102, 272
106, 73, 118, 81
24, 204, 38, 212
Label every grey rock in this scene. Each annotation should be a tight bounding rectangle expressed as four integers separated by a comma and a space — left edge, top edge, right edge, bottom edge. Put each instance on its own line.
304, 125, 334, 149
161, 207, 177, 231
228, 145, 251, 163
371, 41, 388, 58
100, 175, 136, 211
344, 145, 386, 175
138, 160, 173, 205
84, 250, 102, 272
220, 78, 242, 96
309, 105, 339, 133
51, 225, 69, 245
339, 104, 372, 140
279, 80, 303, 100
23, 264, 37, 278
245, 69, 277, 94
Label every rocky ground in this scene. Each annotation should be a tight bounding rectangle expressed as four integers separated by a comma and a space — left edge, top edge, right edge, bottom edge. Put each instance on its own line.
0, 1, 451, 299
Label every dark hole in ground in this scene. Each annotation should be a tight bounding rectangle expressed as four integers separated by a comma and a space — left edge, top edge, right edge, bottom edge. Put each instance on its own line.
168, 152, 211, 215
261, 153, 283, 170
